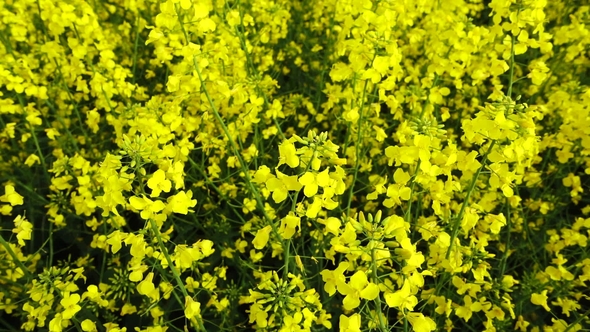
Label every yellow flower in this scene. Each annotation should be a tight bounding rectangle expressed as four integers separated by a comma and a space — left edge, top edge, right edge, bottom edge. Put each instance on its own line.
82, 285, 108, 307
339, 270, 380, 310
166, 190, 197, 214
197, 18, 216, 34
531, 290, 551, 311
13, 215, 32, 246
298, 169, 331, 197
455, 295, 483, 322
330, 62, 353, 82
266, 99, 284, 119
317, 311, 332, 329
460, 207, 479, 234
45, 128, 61, 140
129, 195, 166, 220
184, 296, 201, 318
265, 170, 303, 203
278, 140, 299, 168
280, 312, 303, 332
137, 272, 159, 302
253, 165, 273, 184
318, 216, 341, 236
343, 107, 360, 122
172, 244, 207, 270
121, 303, 137, 315
49, 313, 65, 332
320, 262, 349, 296
515, 315, 530, 331
384, 279, 418, 311
24, 154, 40, 167
147, 169, 172, 197
180, 0, 192, 10
407, 312, 437, 332
86, 109, 100, 133
429, 86, 450, 105
242, 197, 256, 214
125, 234, 148, 259
252, 225, 272, 250
383, 168, 412, 207
106, 230, 127, 254
81, 319, 97, 332
551, 297, 581, 317
60, 292, 81, 320
394, 238, 425, 270
528, 60, 550, 85
248, 303, 269, 328
339, 313, 361, 332
279, 213, 301, 239
1, 185, 24, 206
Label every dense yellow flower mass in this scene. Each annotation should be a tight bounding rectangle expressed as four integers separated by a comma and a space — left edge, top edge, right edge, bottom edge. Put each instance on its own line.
0, 0, 589, 331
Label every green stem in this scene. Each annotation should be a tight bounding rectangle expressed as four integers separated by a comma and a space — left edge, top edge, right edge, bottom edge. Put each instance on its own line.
131, 14, 141, 85
446, 140, 496, 260
174, 0, 292, 276
28, 126, 51, 183
507, 34, 516, 99
403, 308, 409, 332
149, 218, 206, 331
0, 234, 33, 281
563, 309, 590, 332
192, 55, 288, 271
346, 78, 375, 216
370, 245, 388, 332
499, 198, 511, 277
233, 7, 287, 141
405, 160, 422, 223
52, 59, 90, 143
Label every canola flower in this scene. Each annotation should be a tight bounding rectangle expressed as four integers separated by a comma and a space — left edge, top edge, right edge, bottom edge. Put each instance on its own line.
0, 0, 589, 331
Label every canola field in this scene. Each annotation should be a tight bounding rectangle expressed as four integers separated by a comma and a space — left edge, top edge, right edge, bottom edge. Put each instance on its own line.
0, 0, 589, 331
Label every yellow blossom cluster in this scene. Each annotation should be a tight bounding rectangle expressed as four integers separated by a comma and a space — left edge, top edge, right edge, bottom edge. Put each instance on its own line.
0, 0, 589, 331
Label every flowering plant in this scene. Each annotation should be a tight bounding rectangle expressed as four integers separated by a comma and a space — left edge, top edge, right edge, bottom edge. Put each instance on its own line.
1, 0, 589, 331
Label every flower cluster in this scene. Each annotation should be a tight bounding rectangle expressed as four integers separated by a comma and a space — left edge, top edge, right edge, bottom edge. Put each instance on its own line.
0, 0, 589, 331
